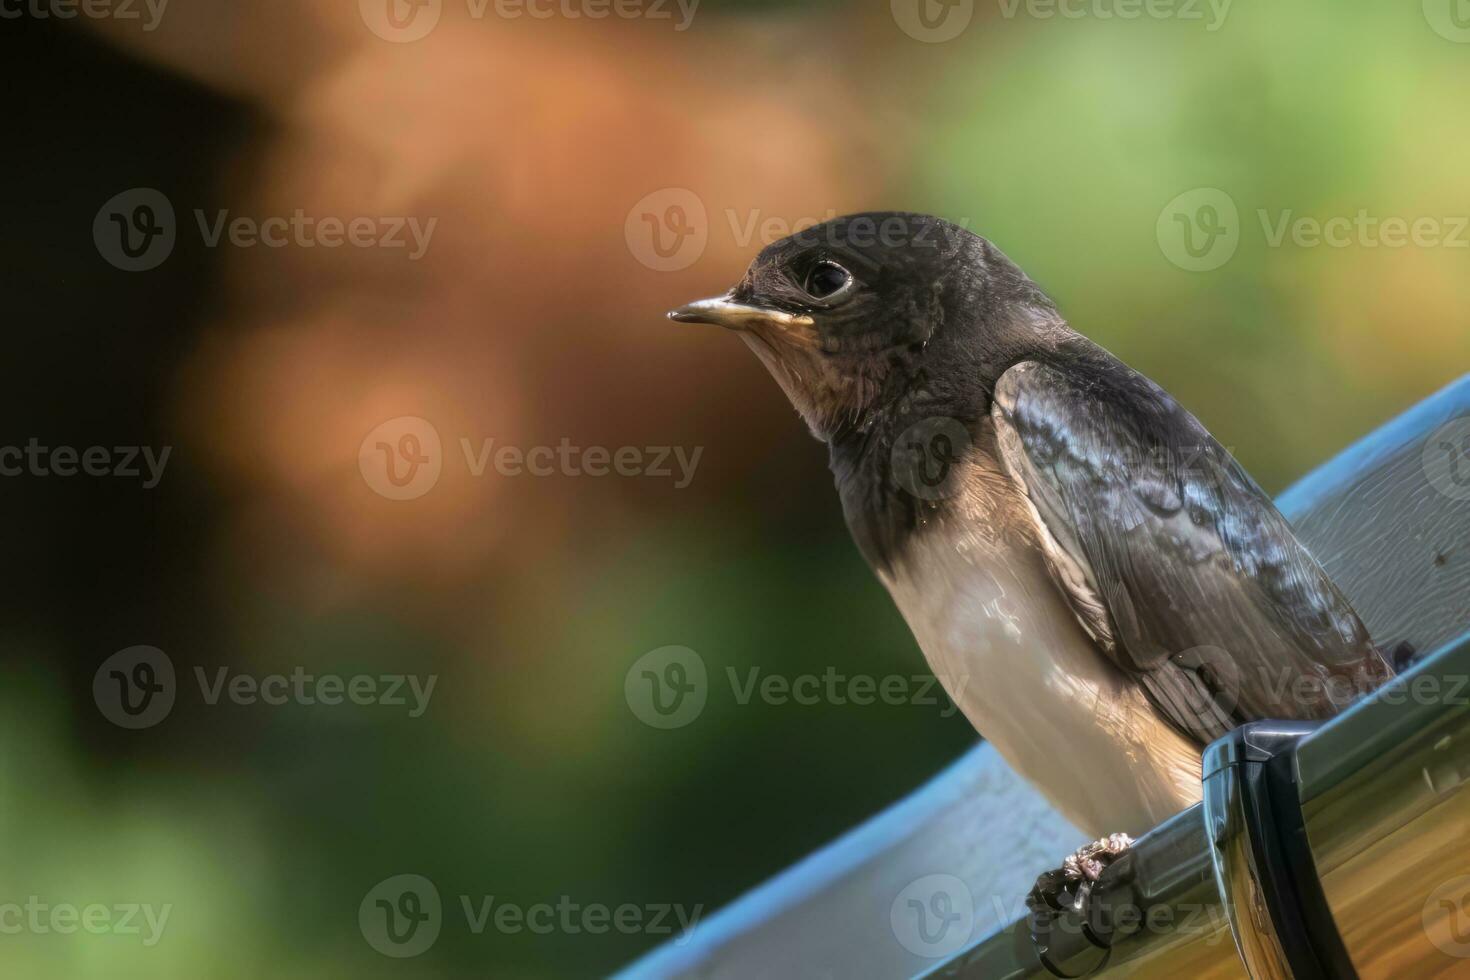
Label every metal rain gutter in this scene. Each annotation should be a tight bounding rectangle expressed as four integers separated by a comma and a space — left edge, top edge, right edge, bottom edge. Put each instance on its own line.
922, 629, 1470, 979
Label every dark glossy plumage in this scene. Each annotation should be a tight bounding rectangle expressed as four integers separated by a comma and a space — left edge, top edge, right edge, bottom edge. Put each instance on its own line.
992, 355, 1394, 744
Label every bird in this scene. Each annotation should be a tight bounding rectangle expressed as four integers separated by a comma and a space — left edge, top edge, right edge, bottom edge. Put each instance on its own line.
669, 212, 1396, 890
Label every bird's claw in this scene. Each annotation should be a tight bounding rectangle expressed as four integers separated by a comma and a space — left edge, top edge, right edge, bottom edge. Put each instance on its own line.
1063, 832, 1134, 883
1025, 833, 1134, 919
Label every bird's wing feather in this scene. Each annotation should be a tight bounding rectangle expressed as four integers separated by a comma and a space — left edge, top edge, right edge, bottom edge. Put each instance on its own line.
991, 358, 1391, 744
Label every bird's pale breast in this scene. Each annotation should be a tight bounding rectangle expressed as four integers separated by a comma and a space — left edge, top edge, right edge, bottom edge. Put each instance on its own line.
879, 426, 1202, 838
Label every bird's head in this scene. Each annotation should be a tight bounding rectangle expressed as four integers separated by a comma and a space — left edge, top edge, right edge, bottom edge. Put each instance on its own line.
668, 212, 1062, 441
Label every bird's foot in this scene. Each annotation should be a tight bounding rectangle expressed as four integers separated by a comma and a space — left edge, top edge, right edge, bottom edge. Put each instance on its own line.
1025, 833, 1134, 919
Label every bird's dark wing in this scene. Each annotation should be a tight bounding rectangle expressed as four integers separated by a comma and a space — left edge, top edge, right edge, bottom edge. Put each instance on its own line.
991, 358, 1392, 745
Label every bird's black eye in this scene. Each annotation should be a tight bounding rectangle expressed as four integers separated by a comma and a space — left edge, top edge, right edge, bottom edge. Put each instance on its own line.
803, 261, 852, 300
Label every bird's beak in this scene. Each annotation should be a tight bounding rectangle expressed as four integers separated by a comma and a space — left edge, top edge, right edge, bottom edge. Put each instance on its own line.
667, 295, 815, 334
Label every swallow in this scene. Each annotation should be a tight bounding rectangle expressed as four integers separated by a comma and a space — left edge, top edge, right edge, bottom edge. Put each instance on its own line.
670, 213, 1395, 853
